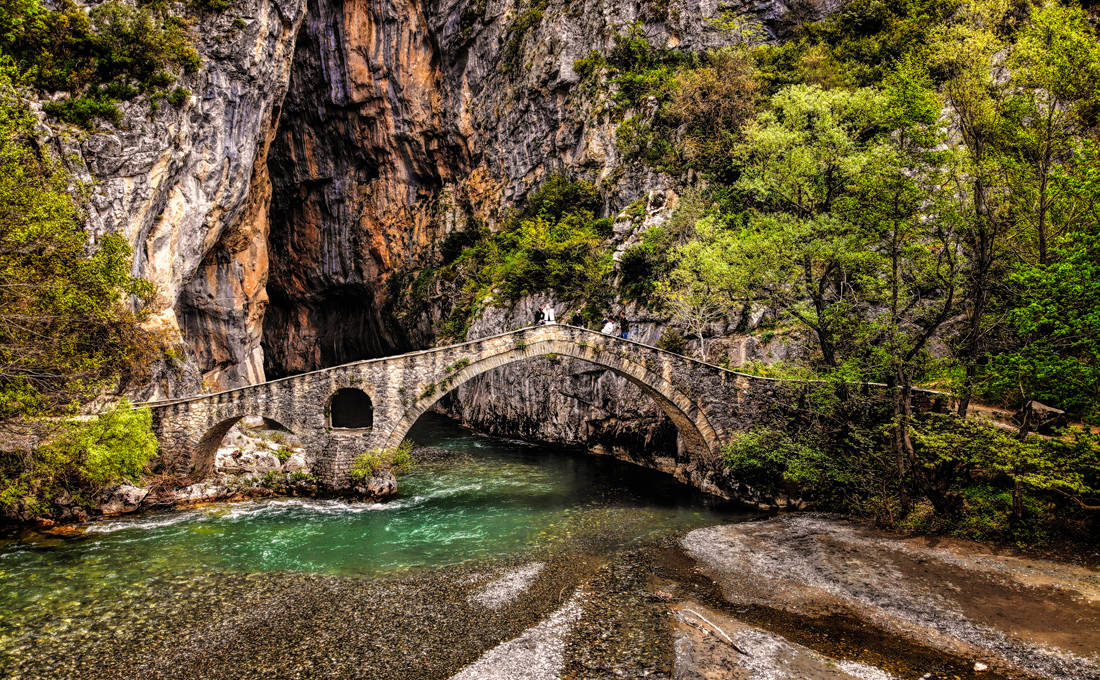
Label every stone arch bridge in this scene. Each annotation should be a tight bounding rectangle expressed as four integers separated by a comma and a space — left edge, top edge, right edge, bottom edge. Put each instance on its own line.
144, 325, 849, 495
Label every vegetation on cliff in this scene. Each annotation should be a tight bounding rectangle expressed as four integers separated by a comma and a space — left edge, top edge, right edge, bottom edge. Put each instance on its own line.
0, 64, 157, 519
0, 0, 206, 126
425, 0, 1100, 547
418, 176, 614, 339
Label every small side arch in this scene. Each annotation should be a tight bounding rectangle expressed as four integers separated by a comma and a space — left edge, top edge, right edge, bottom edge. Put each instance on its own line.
328, 387, 374, 429
190, 414, 299, 478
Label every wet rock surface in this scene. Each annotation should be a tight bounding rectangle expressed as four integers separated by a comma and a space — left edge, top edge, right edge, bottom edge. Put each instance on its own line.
671, 602, 899, 680
683, 515, 1100, 680
469, 562, 547, 609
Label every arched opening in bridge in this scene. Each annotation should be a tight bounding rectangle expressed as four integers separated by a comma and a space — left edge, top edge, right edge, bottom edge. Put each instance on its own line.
329, 388, 374, 429
192, 415, 306, 479
381, 336, 717, 485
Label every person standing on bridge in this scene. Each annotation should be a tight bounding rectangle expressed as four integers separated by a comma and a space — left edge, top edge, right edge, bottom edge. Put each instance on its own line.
534, 306, 545, 326
618, 311, 630, 340
600, 316, 617, 335
543, 303, 556, 324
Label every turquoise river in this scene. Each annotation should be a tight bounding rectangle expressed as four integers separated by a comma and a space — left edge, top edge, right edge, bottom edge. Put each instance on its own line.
0, 414, 747, 679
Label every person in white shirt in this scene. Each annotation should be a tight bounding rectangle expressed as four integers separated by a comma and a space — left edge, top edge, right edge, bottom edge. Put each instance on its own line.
543, 304, 556, 324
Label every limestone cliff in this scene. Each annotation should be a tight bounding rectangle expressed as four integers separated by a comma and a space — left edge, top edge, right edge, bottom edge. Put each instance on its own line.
52, 0, 306, 397
260, 0, 837, 378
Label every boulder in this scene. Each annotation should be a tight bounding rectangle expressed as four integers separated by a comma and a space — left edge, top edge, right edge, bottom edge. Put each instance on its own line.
1014, 400, 1068, 434
354, 472, 397, 501
281, 451, 310, 472
98, 483, 150, 516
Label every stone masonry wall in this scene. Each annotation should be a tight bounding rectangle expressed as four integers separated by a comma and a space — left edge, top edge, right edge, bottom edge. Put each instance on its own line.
148, 325, 819, 497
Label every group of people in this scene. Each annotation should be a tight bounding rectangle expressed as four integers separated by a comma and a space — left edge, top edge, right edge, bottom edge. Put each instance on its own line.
601, 311, 630, 339
534, 303, 556, 325
534, 304, 631, 339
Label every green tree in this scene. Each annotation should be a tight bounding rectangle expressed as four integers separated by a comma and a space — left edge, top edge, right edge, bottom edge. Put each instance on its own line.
854, 62, 965, 513
733, 83, 892, 368
655, 218, 741, 360
986, 144, 1100, 425
928, 0, 1015, 417
1003, 2, 1100, 266
0, 62, 154, 426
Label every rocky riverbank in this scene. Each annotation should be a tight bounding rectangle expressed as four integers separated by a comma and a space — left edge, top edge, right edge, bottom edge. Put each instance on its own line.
16, 417, 396, 529
446, 515, 1099, 680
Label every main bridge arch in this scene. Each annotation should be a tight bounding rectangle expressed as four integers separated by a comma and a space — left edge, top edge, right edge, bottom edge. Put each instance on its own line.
377, 333, 718, 458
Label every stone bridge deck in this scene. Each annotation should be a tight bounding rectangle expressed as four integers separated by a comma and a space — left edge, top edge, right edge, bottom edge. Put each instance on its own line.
144, 325, 937, 494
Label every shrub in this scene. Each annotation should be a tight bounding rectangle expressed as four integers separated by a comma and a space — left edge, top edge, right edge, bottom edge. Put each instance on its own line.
500, 0, 549, 73
655, 328, 688, 354
573, 49, 605, 80
167, 87, 189, 107
42, 94, 122, 127
0, 402, 157, 517
721, 428, 810, 507
348, 440, 415, 483
1, 0, 203, 127
288, 470, 314, 484
422, 175, 615, 340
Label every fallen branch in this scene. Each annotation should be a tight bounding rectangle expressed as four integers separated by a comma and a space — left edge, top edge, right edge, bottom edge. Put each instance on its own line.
680, 608, 748, 655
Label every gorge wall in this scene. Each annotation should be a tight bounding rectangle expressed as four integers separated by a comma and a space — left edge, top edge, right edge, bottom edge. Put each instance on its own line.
59, 0, 307, 397
256, 0, 834, 453
59, 0, 837, 452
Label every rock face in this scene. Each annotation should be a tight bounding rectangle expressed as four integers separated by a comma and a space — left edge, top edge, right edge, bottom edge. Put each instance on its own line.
54, 0, 837, 456
683, 516, 1100, 680
260, 0, 838, 379
52, 0, 306, 397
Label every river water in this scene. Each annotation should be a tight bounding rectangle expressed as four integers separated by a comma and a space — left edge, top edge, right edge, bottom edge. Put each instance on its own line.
0, 414, 746, 679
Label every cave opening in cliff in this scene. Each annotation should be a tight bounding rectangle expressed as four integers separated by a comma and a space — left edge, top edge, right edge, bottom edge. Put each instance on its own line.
329, 388, 374, 429
258, 0, 456, 381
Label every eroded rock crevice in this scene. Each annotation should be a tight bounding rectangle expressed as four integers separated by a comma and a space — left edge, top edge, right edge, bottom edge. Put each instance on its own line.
263, 0, 472, 377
